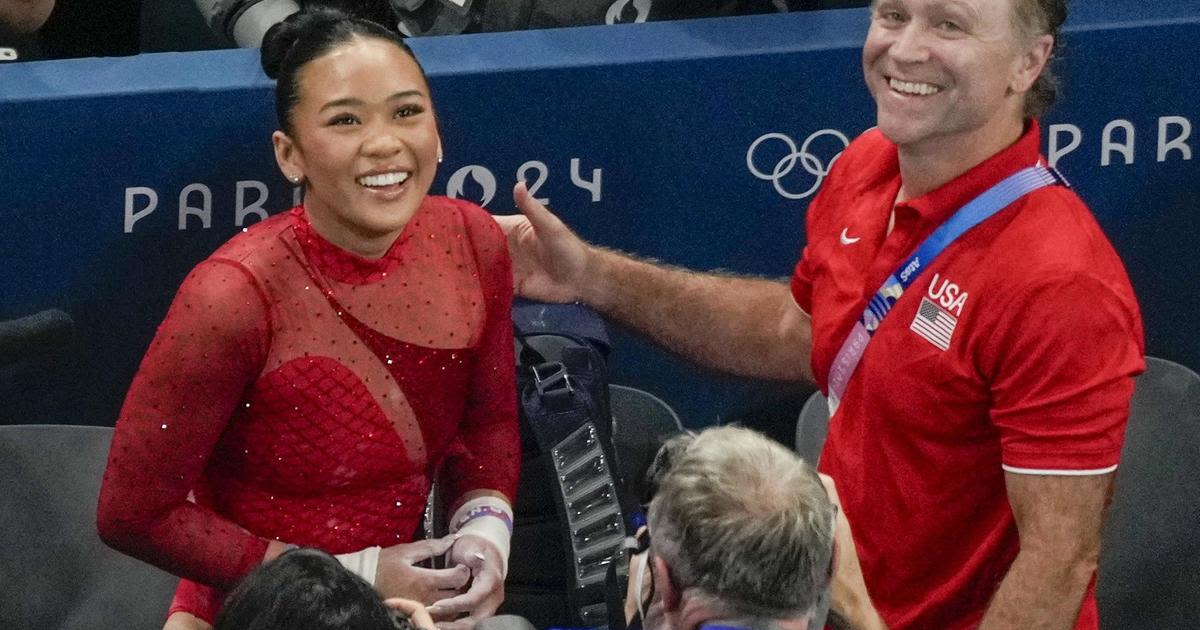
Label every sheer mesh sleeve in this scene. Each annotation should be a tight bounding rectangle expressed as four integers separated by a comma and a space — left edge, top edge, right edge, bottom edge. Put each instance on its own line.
97, 258, 271, 590
442, 202, 519, 508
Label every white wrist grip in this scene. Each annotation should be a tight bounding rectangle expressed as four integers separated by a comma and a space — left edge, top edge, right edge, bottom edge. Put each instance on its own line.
335, 546, 382, 585
450, 497, 514, 576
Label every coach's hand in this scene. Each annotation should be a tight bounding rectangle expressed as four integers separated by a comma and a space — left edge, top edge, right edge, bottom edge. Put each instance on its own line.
495, 182, 593, 303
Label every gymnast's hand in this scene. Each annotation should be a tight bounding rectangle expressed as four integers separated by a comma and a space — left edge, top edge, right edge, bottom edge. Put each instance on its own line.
375, 535, 471, 606
426, 534, 505, 630
385, 597, 439, 630
495, 182, 593, 304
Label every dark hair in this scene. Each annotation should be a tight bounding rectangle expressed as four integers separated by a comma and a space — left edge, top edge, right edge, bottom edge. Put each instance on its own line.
213, 547, 413, 630
260, 7, 423, 135
302, 0, 397, 27
1013, 0, 1068, 119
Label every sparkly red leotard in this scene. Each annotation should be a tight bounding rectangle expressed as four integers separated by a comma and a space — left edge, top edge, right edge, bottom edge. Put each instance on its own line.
97, 197, 519, 623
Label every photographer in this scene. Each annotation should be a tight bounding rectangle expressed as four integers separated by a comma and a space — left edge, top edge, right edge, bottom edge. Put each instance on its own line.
630, 426, 875, 630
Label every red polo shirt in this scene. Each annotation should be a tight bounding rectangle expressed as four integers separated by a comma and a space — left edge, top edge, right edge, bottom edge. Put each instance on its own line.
791, 121, 1144, 630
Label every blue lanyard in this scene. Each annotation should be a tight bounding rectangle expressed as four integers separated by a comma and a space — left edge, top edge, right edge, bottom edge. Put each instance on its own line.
826, 165, 1068, 415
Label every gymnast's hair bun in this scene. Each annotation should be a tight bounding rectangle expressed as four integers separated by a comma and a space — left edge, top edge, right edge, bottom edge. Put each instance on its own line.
260, 8, 348, 80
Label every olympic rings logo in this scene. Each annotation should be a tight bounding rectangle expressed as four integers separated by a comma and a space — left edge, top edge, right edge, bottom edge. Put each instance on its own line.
746, 130, 850, 200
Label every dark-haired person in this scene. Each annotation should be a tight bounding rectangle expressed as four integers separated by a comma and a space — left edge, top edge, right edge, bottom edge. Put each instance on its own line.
498, 0, 1144, 629
214, 547, 437, 630
97, 8, 518, 630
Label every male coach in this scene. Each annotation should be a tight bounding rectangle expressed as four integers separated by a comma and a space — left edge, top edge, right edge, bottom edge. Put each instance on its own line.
498, 1, 1145, 628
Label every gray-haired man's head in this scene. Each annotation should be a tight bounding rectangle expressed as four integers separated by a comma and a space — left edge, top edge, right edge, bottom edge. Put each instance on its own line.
647, 426, 836, 623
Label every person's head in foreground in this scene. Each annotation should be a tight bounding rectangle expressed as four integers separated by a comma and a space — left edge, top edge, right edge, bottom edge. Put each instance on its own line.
262, 6, 440, 259
214, 547, 430, 630
644, 426, 836, 630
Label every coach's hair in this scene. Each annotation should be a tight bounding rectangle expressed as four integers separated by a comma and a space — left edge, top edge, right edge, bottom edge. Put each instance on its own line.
1013, 0, 1068, 119
647, 426, 835, 620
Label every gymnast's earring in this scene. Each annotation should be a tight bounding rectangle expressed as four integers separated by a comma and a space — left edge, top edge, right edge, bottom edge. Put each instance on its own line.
437, 141, 444, 164
288, 174, 302, 184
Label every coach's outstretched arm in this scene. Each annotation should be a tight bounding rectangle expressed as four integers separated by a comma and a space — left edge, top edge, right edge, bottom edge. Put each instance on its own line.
497, 182, 814, 383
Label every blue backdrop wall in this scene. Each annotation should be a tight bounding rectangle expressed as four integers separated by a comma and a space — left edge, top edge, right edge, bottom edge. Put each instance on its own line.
1, 0, 1197, 431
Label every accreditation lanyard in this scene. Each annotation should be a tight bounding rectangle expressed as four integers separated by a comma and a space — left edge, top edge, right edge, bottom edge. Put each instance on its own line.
825, 165, 1067, 416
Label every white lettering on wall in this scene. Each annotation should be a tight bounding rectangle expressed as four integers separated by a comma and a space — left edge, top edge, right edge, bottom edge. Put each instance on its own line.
1157, 116, 1193, 162
1101, 119, 1136, 166
570, 158, 603, 202
178, 183, 213, 230
123, 181, 282, 233
124, 187, 158, 233
445, 158, 606, 207
1047, 116, 1196, 168
517, 161, 550, 204
235, 180, 270, 227
1047, 124, 1082, 169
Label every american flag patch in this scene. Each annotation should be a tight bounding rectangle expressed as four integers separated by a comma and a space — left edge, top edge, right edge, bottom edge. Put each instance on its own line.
910, 297, 957, 351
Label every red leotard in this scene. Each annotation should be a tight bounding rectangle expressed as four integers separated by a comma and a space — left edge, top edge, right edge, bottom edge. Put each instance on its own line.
97, 197, 519, 622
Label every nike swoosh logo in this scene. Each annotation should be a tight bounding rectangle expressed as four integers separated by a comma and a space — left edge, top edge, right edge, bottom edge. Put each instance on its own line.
839, 228, 861, 245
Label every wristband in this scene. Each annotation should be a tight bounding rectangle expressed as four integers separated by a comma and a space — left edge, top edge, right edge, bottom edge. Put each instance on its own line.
450, 496, 514, 576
